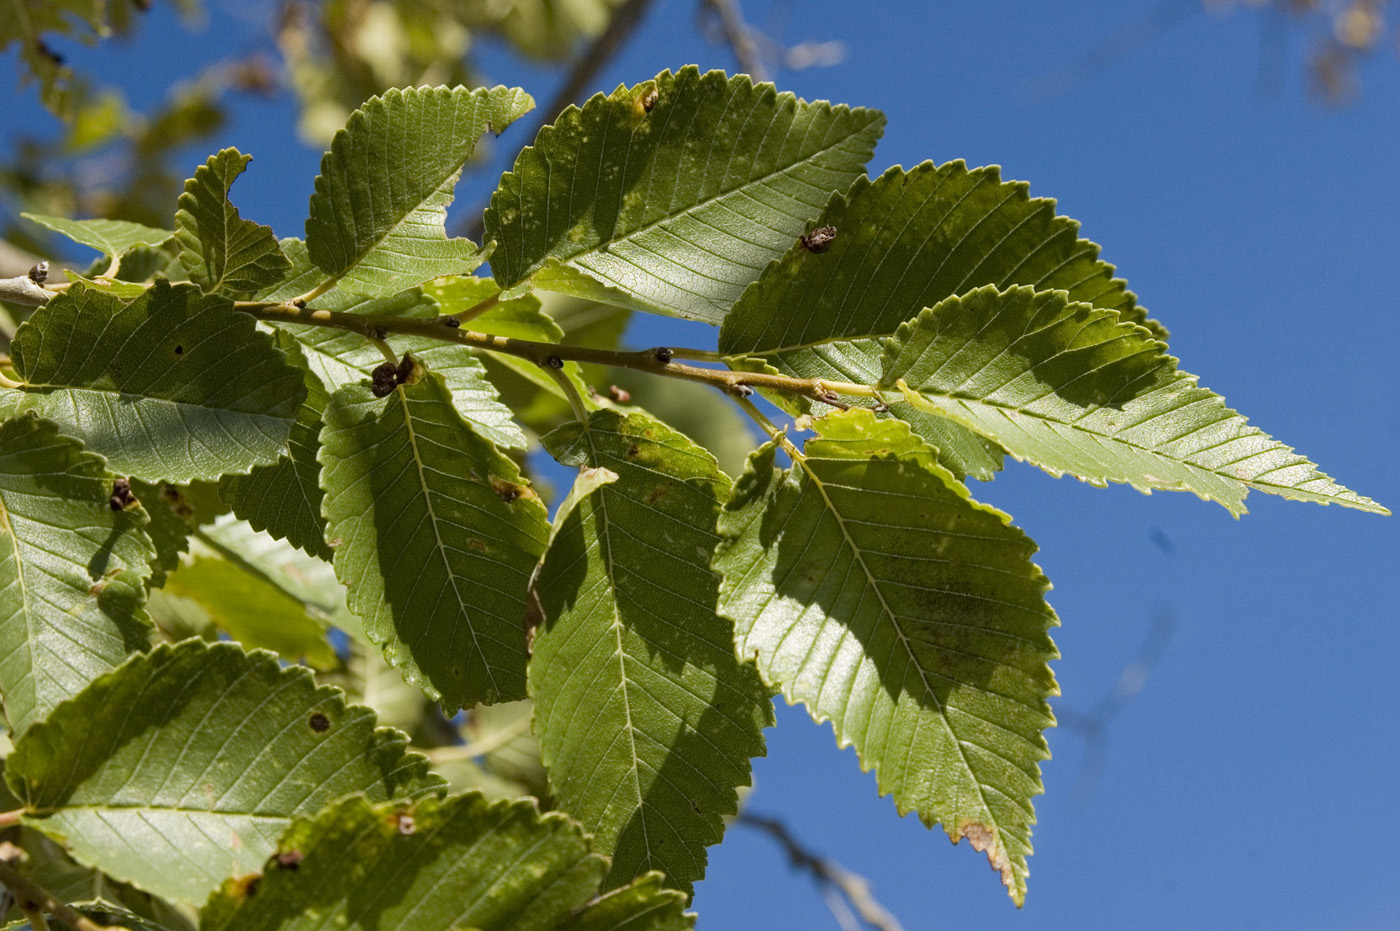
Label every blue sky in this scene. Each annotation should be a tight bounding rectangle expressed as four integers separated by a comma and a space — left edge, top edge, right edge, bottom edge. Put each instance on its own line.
6, 1, 1399, 928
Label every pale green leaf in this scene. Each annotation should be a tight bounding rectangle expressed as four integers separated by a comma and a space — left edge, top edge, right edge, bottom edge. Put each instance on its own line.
7, 639, 444, 906
718, 161, 1164, 479
265, 240, 528, 450
320, 374, 549, 707
22, 213, 173, 259
881, 286, 1388, 516
199, 794, 689, 931
0, 414, 154, 735
557, 873, 693, 931
306, 85, 535, 295
219, 331, 333, 559
174, 148, 290, 296
1, 281, 306, 483
713, 409, 1059, 905
531, 410, 771, 893
161, 556, 336, 667
486, 67, 885, 323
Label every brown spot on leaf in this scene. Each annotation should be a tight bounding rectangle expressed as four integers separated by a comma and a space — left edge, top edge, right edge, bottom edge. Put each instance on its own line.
626, 444, 640, 458
608, 385, 631, 403
640, 86, 660, 112
957, 821, 1013, 888
308, 712, 330, 733
395, 812, 416, 835
109, 477, 137, 511
491, 478, 533, 503
272, 850, 303, 870
799, 225, 837, 253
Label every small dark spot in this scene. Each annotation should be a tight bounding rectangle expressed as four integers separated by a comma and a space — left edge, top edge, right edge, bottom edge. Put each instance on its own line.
109, 477, 137, 511
370, 362, 397, 397
243, 876, 260, 898
626, 444, 640, 457
730, 384, 753, 398
395, 812, 416, 835
370, 325, 388, 341
442, 316, 460, 328
272, 850, 303, 870
292, 298, 306, 309
608, 385, 631, 403
491, 478, 525, 502
20, 899, 41, 912
653, 347, 674, 364
689, 799, 702, 814
641, 87, 660, 112
174, 345, 184, 355
543, 355, 564, 370
27, 261, 47, 284
799, 225, 837, 253
308, 712, 330, 733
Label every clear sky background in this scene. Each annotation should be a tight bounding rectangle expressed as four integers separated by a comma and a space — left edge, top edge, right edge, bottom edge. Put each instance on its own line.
6, 2, 1399, 929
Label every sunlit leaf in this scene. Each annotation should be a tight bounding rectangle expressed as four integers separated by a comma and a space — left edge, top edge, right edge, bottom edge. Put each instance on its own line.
881, 286, 1388, 515
531, 410, 771, 892
199, 794, 691, 931
7, 639, 444, 906
306, 85, 534, 295
486, 67, 885, 323
713, 410, 1059, 905
174, 148, 290, 296
1, 282, 305, 483
718, 161, 1164, 478
22, 213, 173, 260
320, 374, 549, 707
0, 414, 154, 735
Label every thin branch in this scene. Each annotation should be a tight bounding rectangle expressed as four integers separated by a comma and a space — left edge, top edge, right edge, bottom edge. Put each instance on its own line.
545, 363, 590, 422
737, 812, 904, 931
239, 299, 887, 408
0, 275, 53, 307
0, 855, 118, 931
427, 714, 533, 764
701, 0, 769, 81
0, 809, 23, 828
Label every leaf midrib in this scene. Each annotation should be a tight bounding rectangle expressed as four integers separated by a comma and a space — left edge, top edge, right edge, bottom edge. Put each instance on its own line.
793, 449, 1000, 830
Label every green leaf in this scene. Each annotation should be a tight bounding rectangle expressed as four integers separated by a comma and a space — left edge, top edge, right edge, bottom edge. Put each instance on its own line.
486, 67, 886, 323
557, 873, 693, 931
219, 331, 333, 559
1, 0, 103, 113
0, 414, 154, 735
161, 556, 337, 667
712, 409, 1059, 905
718, 161, 1164, 479
531, 410, 772, 893
264, 240, 529, 450
881, 286, 1388, 516
320, 374, 549, 707
306, 85, 534, 295
7, 639, 444, 906
174, 148, 290, 296
129, 479, 228, 589
22, 213, 173, 259
199, 794, 690, 931
1, 281, 306, 483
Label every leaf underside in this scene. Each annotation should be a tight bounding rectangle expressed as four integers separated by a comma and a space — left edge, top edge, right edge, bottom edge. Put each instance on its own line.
199, 795, 693, 931
531, 410, 772, 894
319, 375, 549, 708
713, 410, 1059, 905
718, 160, 1162, 479
306, 85, 534, 295
881, 286, 1388, 516
1, 281, 305, 483
22, 212, 174, 259
0, 414, 154, 735
6, 639, 443, 907
486, 66, 886, 323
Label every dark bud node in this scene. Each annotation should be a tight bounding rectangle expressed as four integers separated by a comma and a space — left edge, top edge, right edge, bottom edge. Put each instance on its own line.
608, 385, 631, 403
543, 355, 564, 370
109, 477, 137, 511
799, 225, 837, 253
653, 347, 674, 364
27, 261, 48, 284
730, 384, 753, 398
291, 298, 306, 309
35, 40, 63, 65
442, 316, 461, 328
370, 325, 388, 341
370, 362, 398, 397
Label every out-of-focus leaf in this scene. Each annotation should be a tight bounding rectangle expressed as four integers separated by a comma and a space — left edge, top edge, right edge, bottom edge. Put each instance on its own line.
306, 85, 534, 295
0, 414, 154, 735
1, 0, 104, 113
487, 67, 885, 323
0, 281, 305, 482
7, 640, 444, 906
